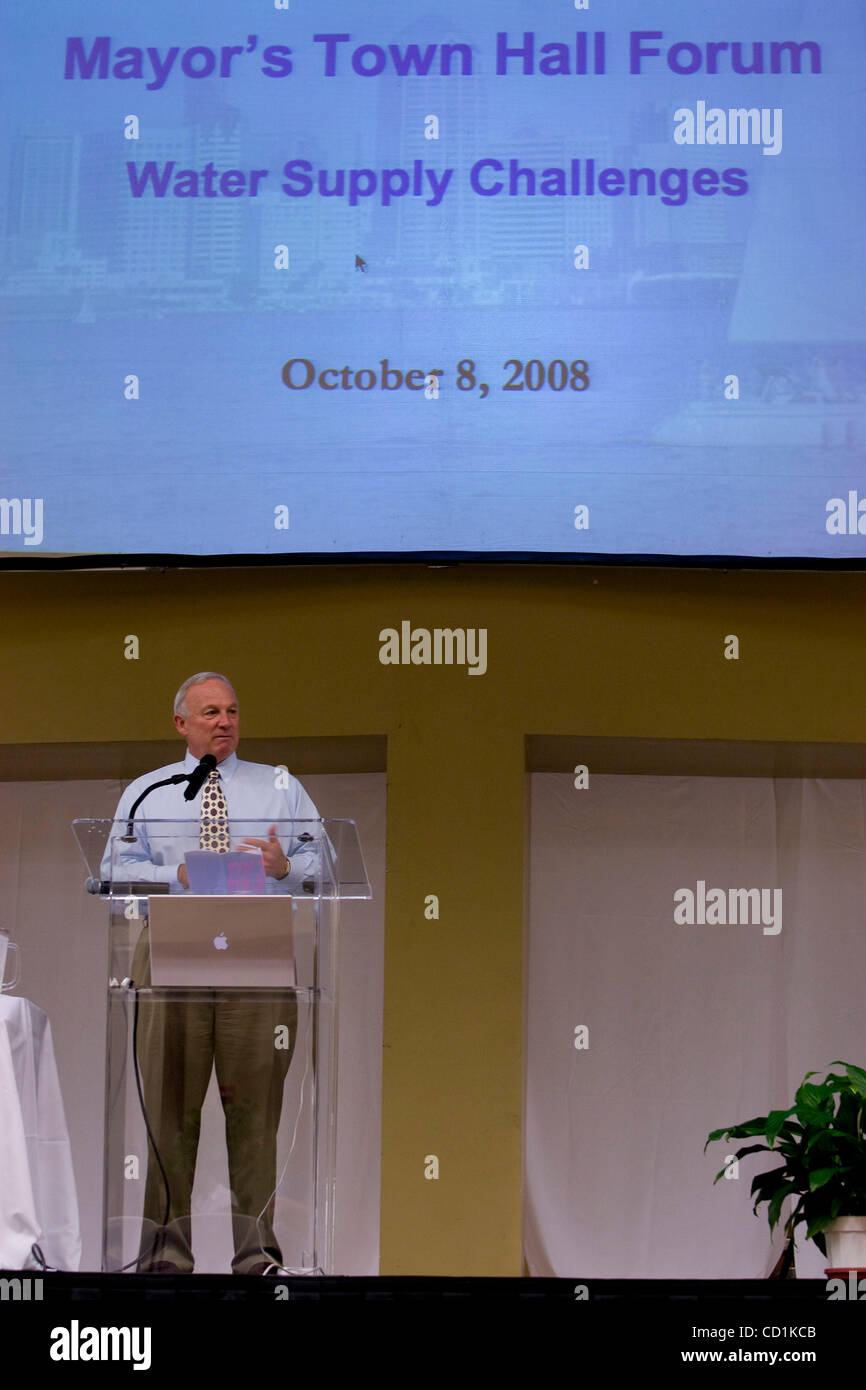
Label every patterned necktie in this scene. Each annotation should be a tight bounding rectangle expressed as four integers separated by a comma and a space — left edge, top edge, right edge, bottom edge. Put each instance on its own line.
200, 768, 230, 852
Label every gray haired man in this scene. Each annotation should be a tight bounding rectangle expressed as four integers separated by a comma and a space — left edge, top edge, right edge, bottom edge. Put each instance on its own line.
108, 673, 320, 1274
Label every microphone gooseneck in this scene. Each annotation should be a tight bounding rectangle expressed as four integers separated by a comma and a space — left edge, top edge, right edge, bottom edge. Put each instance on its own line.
122, 772, 190, 840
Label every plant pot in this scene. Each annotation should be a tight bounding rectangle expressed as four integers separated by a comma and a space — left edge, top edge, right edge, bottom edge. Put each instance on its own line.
824, 1216, 866, 1274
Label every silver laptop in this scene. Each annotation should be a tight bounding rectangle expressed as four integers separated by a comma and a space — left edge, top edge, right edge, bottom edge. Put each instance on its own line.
147, 895, 296, 988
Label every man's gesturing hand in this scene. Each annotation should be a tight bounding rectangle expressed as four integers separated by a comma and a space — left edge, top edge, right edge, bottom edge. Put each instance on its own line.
239, 823, 290, 879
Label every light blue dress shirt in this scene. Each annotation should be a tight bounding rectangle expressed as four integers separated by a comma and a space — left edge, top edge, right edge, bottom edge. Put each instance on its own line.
103, 750, 322, 892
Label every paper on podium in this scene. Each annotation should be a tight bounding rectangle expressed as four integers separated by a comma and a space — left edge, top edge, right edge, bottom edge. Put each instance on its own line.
184, 848, 266, 894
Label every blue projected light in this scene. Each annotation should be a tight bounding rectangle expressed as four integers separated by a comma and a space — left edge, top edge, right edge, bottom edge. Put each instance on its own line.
1, 0, 864, 561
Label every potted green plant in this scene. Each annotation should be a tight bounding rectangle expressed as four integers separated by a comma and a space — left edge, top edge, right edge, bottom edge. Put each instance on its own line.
706, 1061, 866, 1270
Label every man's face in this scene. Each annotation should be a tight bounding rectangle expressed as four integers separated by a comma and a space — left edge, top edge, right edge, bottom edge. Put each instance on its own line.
174, 679, 239, 763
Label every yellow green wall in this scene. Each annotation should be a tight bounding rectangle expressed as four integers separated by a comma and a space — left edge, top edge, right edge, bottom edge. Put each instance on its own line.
3, 562, 864, 1273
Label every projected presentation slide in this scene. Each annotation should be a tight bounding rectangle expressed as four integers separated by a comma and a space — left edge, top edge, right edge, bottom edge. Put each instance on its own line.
1, 0, 864, 561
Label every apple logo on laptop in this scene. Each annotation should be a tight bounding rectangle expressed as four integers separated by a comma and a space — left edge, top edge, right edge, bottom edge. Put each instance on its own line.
213, 932, 229, 951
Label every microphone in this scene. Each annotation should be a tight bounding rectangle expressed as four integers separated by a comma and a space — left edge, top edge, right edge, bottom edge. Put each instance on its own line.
184, 753, 217, 802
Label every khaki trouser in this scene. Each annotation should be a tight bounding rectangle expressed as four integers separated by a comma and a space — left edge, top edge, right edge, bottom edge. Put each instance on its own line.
131, 927, 297, 1273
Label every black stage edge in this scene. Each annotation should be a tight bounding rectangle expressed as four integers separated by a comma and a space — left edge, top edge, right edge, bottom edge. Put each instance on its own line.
3, 1274, 863, 1374
0, 1271, 847, 1302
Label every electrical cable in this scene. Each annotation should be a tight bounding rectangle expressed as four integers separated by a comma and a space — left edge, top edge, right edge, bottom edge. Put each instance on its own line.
252, 996, 315, 1273
119, 983, 175, 1273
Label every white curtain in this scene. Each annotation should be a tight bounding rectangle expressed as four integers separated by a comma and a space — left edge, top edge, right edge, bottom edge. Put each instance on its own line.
525, 775, 866, 1279
0, 772, 385, 1274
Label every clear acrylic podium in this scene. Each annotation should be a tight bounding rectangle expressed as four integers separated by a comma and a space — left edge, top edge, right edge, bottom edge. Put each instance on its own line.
72, 817, 370, 1275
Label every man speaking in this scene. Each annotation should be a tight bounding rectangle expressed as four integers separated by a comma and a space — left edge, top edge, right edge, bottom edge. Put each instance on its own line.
106, 672, 321, 1275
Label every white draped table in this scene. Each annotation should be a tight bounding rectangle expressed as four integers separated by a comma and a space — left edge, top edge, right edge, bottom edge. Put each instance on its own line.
0, 997, 81, 1270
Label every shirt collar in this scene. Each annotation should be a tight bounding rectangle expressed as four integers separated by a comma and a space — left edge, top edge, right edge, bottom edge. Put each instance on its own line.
183, 749, 239, 783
